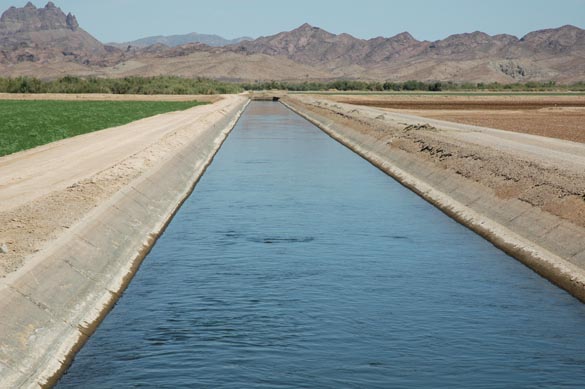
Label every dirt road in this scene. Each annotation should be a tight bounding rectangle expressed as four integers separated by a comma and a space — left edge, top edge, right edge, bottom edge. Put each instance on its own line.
359, 108, 585, 172
283, 94, 585, 304
293, 95, 585, 229
326, 94, 585, 143
0, 95, 246, 275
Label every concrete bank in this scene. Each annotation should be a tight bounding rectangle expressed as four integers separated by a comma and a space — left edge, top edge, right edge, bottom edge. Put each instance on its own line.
0, 96, 249, 388
281, 96, 585, 303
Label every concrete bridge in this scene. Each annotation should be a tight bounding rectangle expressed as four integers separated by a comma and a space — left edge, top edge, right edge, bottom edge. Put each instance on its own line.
249, 91, 287, 101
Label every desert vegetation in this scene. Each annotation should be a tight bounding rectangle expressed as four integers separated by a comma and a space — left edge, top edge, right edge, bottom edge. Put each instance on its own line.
0, 76, 584, 95
0, 99, 206, 156
243, 80, 585, 92
0, 76, 242, 95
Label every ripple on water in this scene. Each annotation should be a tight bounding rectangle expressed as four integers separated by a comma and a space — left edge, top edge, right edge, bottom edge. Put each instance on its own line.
58, 102, 585, 389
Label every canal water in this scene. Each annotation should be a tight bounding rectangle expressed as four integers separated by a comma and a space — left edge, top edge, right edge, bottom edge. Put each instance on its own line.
58, 102, 585, 388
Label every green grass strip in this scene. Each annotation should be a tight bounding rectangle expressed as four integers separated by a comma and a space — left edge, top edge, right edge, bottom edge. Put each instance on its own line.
0, 100, 206, 157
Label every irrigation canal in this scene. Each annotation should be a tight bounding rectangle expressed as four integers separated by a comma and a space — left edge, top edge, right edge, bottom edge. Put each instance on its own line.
58, 102, 585, 388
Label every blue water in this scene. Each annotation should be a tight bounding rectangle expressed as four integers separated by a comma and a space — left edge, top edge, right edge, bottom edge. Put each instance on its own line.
58, 102, 585, 388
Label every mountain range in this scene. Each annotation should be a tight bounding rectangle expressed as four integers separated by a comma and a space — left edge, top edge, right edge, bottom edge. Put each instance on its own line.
1, 2, 584, 83
110, 33, 252, 49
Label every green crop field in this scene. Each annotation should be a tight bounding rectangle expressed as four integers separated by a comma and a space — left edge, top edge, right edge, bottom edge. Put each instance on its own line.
0, 100, 206, 157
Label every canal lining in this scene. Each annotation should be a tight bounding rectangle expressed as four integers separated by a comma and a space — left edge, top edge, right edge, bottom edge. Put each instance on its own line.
4, 97, 585, 387
280, 97, 585, 303
0, 98, 249, 388
49, 101, 250, 388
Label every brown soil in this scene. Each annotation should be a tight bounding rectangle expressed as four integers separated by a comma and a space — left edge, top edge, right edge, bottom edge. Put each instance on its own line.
333, 98, 585, 111
326, 95, 585, 143
402, 109, 585, 144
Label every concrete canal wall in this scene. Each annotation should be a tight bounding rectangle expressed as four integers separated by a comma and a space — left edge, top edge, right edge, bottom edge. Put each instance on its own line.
2, 93, 584, 387
0, 97, 249, 388
282, 96, 585, 303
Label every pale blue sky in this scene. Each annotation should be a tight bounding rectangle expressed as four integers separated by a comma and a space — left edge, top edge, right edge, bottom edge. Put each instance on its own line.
2, 0, 584, 43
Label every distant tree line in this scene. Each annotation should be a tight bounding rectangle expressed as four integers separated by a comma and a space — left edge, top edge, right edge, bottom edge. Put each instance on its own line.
241, 80, 585, 92
241, 80, 443, 92
0, 76, 583, 94
0, 76, 243, 95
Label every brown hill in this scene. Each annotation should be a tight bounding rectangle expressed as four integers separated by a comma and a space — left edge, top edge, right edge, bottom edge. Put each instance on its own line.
227, 23, 585, 82
230, 23, 426, 67
0, 3, 583, 83
0, 2, 120, 66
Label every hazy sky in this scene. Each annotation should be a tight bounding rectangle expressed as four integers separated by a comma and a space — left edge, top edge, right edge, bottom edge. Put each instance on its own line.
3, 0, 585, 43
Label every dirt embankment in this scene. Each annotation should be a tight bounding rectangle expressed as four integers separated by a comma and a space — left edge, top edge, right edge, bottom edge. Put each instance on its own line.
0, 95, 240, 277
0, 94, 250, 388
326, 94, 585, 143
295, 96, 585, 228
282, 94, 585, 302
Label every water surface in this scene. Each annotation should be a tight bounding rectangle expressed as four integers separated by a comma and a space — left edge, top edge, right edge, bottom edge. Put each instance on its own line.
58, 102, 585, 388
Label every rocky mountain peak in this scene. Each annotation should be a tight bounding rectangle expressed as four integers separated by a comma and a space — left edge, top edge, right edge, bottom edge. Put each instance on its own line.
387, 31, 418, 45
66, 12, 78, 30
0, 1, 79, 32
0, 2, 109, 65
292, 23, 327, 36
440, 31, 492, 44
0, 1, 583, 84
288, 23, 334, 39
520, 24, 584, 50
